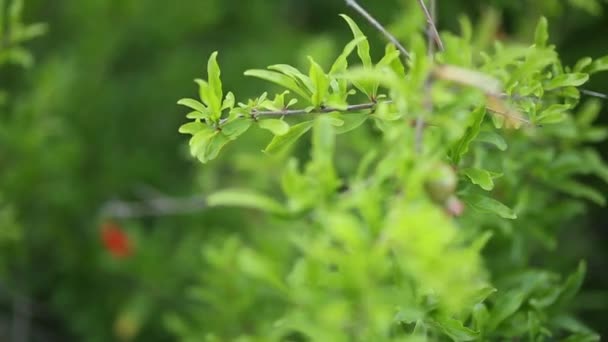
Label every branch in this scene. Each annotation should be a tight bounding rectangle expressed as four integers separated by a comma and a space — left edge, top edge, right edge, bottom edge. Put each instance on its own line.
416, 0, 444, 51
253, 101, 378, 117
415, 0, 439, 153
345, 0, 410, 60
99, 194, 207, 219
581, 88, 608, 100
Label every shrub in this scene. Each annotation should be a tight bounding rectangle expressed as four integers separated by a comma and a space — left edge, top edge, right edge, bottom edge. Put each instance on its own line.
174, 1, 608, 340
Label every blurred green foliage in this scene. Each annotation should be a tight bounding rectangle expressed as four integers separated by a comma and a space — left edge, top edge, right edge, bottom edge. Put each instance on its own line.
1, 0, 607, 341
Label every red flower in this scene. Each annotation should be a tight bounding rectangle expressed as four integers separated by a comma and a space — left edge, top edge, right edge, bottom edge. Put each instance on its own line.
101, 221, 133, 258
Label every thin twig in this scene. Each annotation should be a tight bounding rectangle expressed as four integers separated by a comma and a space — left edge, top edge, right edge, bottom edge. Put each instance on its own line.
415, 0, 438, 153
345, 0, 410, 60
100, 195, 207, 219
416, 0, 444, 51
427, 0, 437, 57
254, 101, 378, 116
580, 88, 608, 100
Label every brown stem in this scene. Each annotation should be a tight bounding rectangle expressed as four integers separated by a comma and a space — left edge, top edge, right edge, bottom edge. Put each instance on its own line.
416, 0, 444, 51
345, 0, 411, 60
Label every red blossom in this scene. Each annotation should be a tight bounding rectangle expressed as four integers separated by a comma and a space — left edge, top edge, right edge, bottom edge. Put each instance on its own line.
101, 221, 133, 258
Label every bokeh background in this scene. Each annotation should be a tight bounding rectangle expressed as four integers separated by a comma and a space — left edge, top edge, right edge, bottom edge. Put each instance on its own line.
1, 0, 607, 340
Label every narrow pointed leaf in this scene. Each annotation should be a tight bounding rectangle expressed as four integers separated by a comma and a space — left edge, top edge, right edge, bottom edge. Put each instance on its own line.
340, 14, 372, 67
207, 51, 223, 114
268, 64, 313, 93
464, 193, 517, 219
207, 189, 287, 215
309, 57, 329, 107
245, 69, 311, 99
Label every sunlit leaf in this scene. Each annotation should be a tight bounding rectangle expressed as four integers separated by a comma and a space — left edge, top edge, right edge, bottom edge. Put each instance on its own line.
245, 69, 311, 99
258, 119, 290, 136
534, 17, 549, 48
308, 57, 329, 107
177, 98, 207, 113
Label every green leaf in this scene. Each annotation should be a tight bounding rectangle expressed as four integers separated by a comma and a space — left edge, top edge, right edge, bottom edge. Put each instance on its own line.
382, 43, 406, 77
258, 119, 290, 136
335, 113, 369, 134
527, 311, 542, 341
177, 98, 207, 113
377, 44, 401, 68
487, 289, 527, 330
431, 316, 479, 341
464, 193, 517, 219
221, 118, 252, 140
222, 91, 235, 110
340, 14, 371, 68
185, 111, 210, 120
189, 128, 217, 160
237, 249, 286, 292
537, 104, 570, 125
268, 64, 313, 93
207, 51, 223, 114
556, 261, 587, 307
554, 315, 596, 336
469, 286, 496, 307
329, 36, 366, 75
529, 286, 562, 309
554, 180, 606, 206
340, 14, 376, 98
308, 57, 329, 107
178, 121, 206, 135
574, 57, 593, 73
534, 17, 549, 48
450, 107, 486, 164
264, 121, 314, 155
476, 131, 507, 151
244, 69, 311, 99
472, 303, 489, 332
312, 115, 335, 163
194, 78, 212, 105
310, 116, 338, 191
545, 73, 589, 91
588, 55, 608, 74
462, 168, 495, 191
207, 189, 287, 215
203, 133, 230, 162
561, 333, 600, 342
471, 231, 494, 252
576, 100, 602, 127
